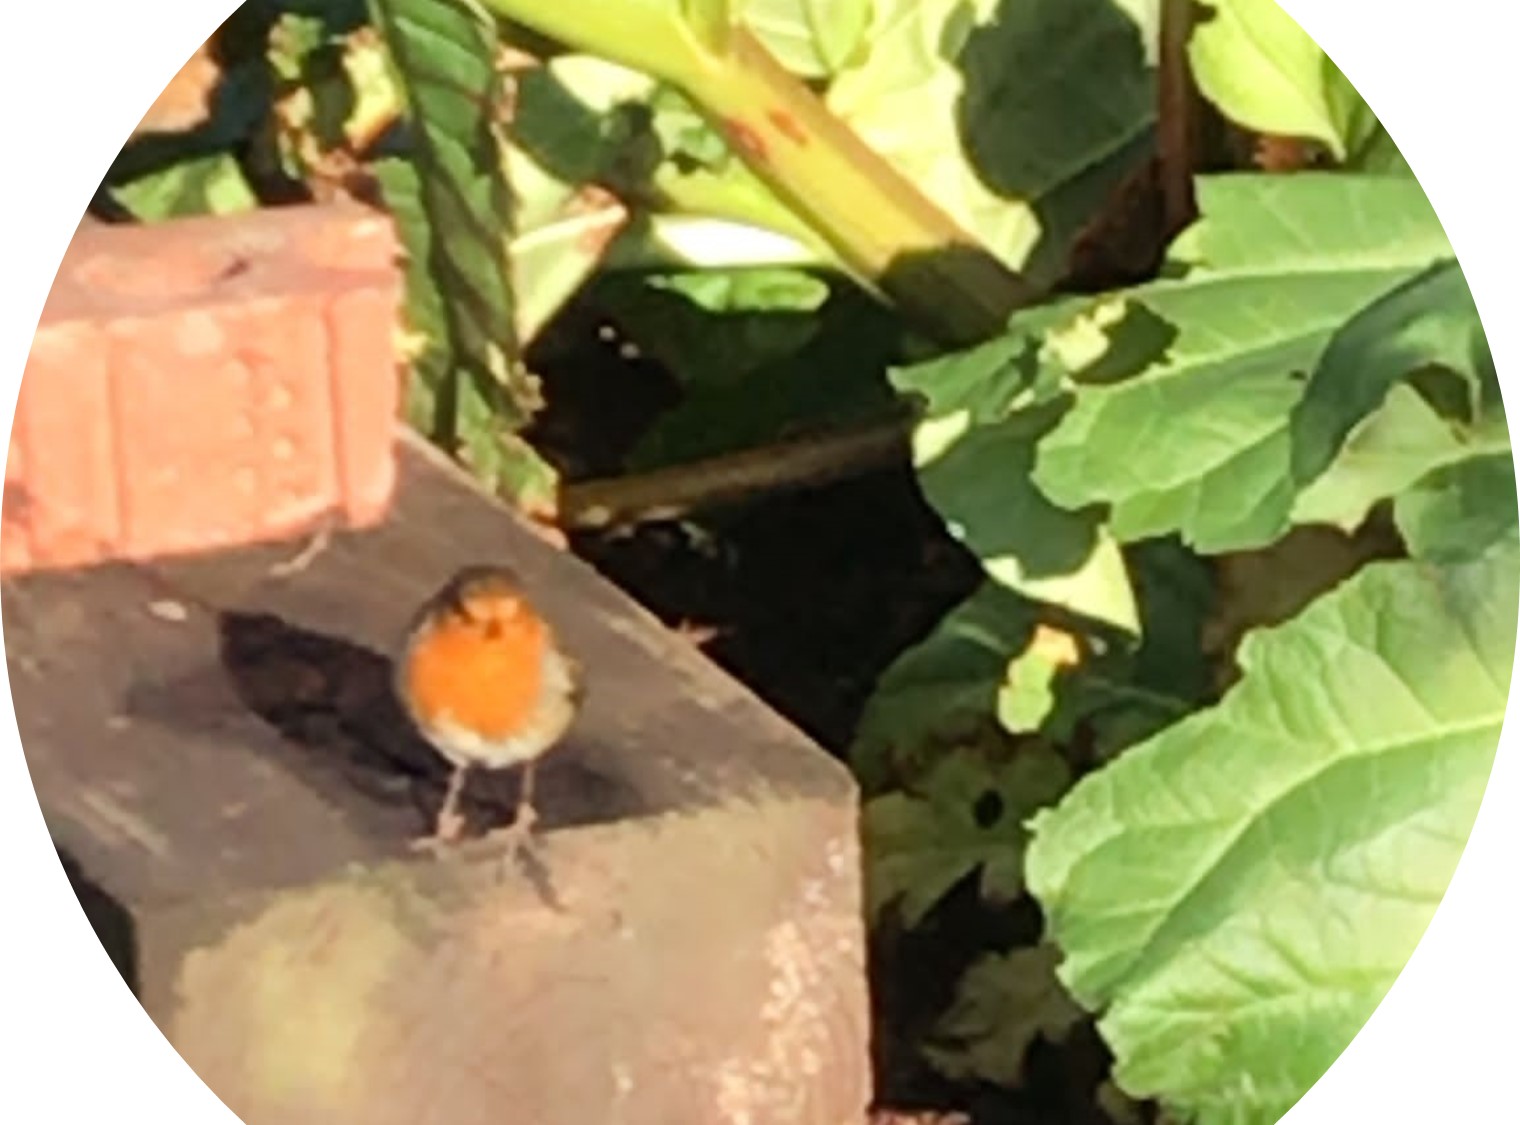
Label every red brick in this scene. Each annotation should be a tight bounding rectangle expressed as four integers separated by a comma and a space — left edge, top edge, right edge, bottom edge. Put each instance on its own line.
18, 328, 119, 567
328, 285, 401, 526
8, 203, 401, 574
111, 299, 337, 558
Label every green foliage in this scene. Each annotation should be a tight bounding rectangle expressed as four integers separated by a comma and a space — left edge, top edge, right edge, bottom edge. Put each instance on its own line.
103, 2, 1512, 1119
743, 0, 872, 76
852, 538, 1212, 802
265, 8, 394, 178
370, 0, 562, 509
827, 0, 1158, 283
1188, 0, 1375, 160
1030, 174, 1458, 552
864, 745, 1072, 926
1027, 546, 1516, 1124
493, 55, 667, 342
109, 154, 258, 219
923, 944, 1086, 1086
889, 315, 1140, 632
599, 267, 906, 469
1291, 384, 1481, 530
1186, 0, 1412, 175
851, 582, 1040, 790
872, 147, 1506, 1117
1395, 454, 1519, 562
1291, 260, 1491, 484
1036, 539, 1215, 761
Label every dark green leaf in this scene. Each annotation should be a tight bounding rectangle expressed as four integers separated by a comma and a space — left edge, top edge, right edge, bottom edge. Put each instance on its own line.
612, 272, 904, 469
373, 0, 557, 507
923, 944, 1085, 1087
851, 582, 1039, 790
1396, 454, 1519, 563
864, 747, 1072, 926
1291, 259, 1489, 488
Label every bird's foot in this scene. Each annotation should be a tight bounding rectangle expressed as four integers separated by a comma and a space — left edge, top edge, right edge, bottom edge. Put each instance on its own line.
409, 802, 471, 858
484, 802, 539, 858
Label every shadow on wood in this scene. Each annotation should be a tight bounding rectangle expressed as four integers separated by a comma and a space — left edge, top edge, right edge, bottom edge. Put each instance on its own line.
58, 845, 139, 996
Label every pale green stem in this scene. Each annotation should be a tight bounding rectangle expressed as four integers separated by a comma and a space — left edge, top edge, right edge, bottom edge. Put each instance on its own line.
476, 0, 1037, 345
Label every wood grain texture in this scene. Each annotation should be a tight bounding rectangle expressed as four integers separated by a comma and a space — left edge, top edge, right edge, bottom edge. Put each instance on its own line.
6, 432, 869, 1124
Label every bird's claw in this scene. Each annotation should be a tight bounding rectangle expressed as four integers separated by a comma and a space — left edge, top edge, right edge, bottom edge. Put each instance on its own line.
485, 803, 539, 857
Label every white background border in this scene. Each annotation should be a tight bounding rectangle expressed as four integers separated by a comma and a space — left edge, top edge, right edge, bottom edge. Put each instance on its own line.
1, 1, 1515, 1121
2, 5, 246, 1120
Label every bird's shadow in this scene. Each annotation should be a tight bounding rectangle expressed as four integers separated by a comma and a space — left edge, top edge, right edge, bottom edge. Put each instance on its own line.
216, 611, 448, 820
125, 610, 623, 841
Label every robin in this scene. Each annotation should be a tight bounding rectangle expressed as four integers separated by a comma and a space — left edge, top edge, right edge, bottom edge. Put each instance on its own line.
395, 565, 582, 853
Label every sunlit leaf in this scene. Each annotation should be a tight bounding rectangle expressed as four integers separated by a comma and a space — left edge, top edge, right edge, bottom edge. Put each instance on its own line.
1028, 548, 1516, 1124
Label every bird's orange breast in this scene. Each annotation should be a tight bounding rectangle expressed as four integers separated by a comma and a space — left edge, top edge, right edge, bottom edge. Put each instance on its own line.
403, 610, 547, 742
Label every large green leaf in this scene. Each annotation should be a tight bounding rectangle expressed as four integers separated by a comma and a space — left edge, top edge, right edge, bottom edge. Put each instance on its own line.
1291, 385, 1472, 530
1187, 0, 1376, 160
1027, 547, 1518, 1124
1286, 257, 1508, 558
1031, 174, 1455, 552
826, 0, 1157, 284
1290, 259, 1489, 486
891, 307, 1140, 631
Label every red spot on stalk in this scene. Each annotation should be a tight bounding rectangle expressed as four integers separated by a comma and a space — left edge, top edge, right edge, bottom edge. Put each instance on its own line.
575, 217, 622, 256
723, 118, 769, 162
566, 186, 627, 256
767, 109, 808, 147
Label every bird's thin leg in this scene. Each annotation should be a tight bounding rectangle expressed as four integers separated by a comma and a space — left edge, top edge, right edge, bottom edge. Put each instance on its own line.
485, 759, 540, 863
411, 765, 471, 855
489, 760, 559, 901
514, 759, 539, 837
436, 764, 471, 841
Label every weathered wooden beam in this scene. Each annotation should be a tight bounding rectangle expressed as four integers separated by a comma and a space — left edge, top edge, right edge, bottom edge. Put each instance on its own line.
5, 433, 869, 1124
